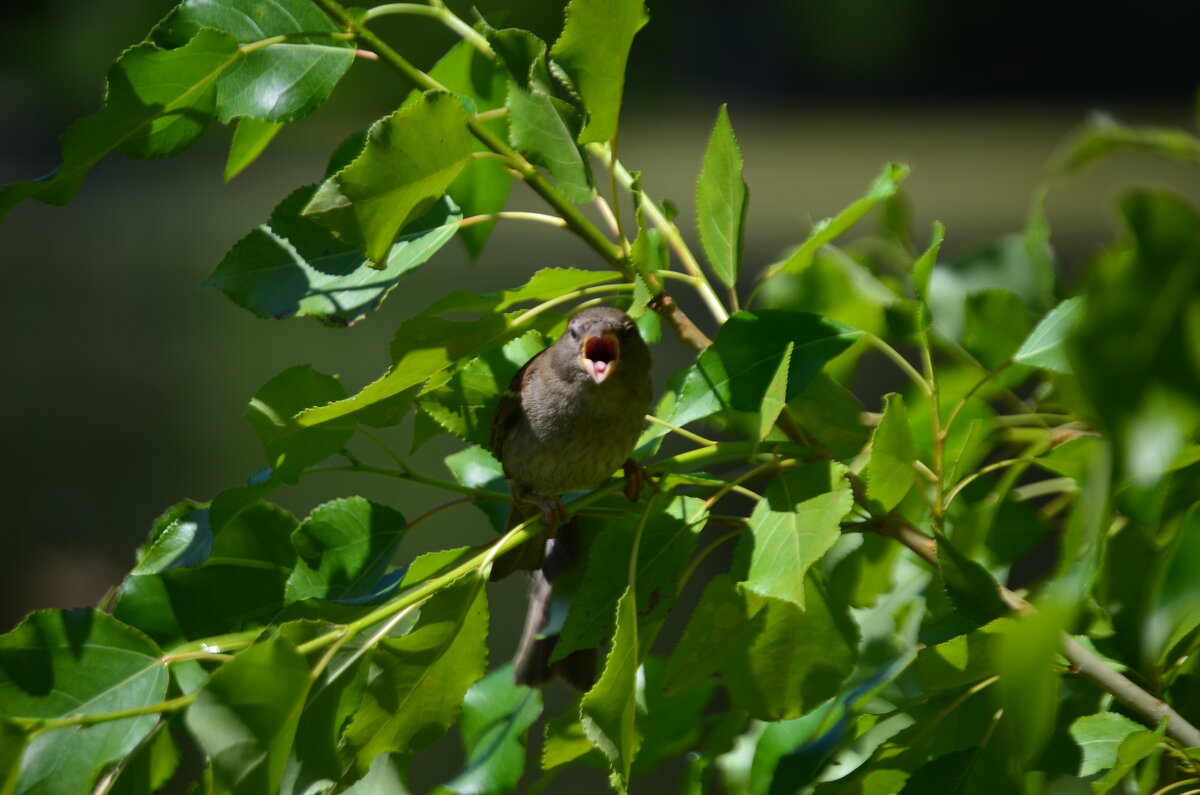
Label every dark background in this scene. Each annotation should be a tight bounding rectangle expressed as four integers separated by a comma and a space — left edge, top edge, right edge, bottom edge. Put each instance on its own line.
1, 0, 1198, 790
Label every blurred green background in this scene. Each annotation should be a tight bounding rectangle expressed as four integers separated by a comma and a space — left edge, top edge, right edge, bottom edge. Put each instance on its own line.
1, 0, 1198, 788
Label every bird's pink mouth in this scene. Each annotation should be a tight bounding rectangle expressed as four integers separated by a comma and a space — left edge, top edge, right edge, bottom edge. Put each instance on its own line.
582, 334, 620, 384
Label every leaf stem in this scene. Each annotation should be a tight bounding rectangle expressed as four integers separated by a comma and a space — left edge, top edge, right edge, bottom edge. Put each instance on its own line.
943, 457, 1041, 508
459, 211, 568, 229
363, 3, 494, 57
644, 415, 718, 447
23, 693, 196, 737
238, 30, 355, 54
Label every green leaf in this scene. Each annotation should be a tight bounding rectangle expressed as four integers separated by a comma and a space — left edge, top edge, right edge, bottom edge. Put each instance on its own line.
418, 38, 512, 257
995, 605, 1069, 767
962, 289, 1034, 370
444, 446, 508, 533
633, 657, 715, 775
426, 268, 617, 315
1148, 503, 1200, 666
936, 532, 1006, 626
186, 634, 312, 795
0, 610, 168, 795
897, 749, 979, 794
1072, 191, 1200, 485
1055, 115, 1200, 174
788, 373, 871, 460
740, 462, 854, 608
580, 587, 640, 791
303, 91, 474, 265
225, 117, 284, 181
507, 83, 595, 204
418, 331, 546, 447
664, 574, 765, 695
245, 364, 353, 483
866, 393, 919, 512
758, 341, 792, 439
341, 754, 412, 794
0, 720, 28, 795
722, 577, 858, 721
106, 727, 180, 795
343, 576, 489, 769
550, 0, 647, 143
1069, 712, 1146, 777
1092, 722, 1167, 795
541, 706, 599, 771
696, 105, 749, 287
554, 496, 707, 662
0, 28, 240, 220
113, 502, 298, 644
912, 221, 946, 304
206, 187, 462, 325
779, 162, 910, 274
670, 310, 862, 430
153, 0, 353, 123
914, 617, 1014, 693
285, 497, 407, 603
1014, 296, 1084, 373
292, 270, 597, 432
444, 665, 543, 795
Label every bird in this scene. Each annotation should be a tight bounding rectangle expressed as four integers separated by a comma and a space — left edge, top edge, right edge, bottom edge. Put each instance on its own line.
488, 305, 653, 687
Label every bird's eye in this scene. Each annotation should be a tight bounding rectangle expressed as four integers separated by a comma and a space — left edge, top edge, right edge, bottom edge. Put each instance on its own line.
568, 325, 580, 340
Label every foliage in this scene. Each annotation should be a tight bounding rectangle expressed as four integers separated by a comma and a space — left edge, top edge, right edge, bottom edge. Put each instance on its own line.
3, 1, 1200, 793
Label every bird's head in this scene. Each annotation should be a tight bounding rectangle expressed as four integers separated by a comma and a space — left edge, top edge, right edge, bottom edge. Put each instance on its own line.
553, 306, 647, 386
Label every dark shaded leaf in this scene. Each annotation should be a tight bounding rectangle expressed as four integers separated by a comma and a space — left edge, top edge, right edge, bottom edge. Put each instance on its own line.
206, 189, 462, 325
286, 497, 407, 604
245, 364, 353, 483
0, 610, 168, 795
580, 587, 639, 791
936, 532, 1006, 626
0, 29, 239, 220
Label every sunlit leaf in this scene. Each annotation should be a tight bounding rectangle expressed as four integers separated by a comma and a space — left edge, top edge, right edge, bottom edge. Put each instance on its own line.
285, 497, 407, 604
740, 462, 853, 608
1069, 711, 1145, 777
343, 577, 488, 769
866, 393, 919, 512
696, 105, 748, 287
245, 364, 352, 483
580, 588, 640, 791
1014, 297, 1084, 373
550, 0, 647, 143
225, 117, 284, 181
303, 92, 474, 265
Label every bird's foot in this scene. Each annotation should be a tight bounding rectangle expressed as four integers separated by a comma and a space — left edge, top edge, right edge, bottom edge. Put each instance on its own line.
623, 458, 658, 502
513, 484, 568, 536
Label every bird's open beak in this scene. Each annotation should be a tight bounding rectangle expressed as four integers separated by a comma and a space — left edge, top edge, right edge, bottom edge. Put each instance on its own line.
581, 333, 620, 384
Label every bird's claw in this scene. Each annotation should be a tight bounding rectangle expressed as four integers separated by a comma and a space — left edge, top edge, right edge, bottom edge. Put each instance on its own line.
623, 458, 658, 502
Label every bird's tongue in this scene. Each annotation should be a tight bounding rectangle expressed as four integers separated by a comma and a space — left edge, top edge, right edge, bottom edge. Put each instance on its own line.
584, 335, 618, 384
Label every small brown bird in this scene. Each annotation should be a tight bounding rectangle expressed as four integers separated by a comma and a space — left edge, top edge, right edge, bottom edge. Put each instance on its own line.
488, 306, 653, 686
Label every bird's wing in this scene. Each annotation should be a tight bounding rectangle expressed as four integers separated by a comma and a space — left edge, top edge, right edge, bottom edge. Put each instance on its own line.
488, 351, 540, 463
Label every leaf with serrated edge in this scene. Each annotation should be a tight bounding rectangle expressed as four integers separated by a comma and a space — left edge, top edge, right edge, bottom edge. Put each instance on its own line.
696, 105, 748, 287
303, 91, 474, 265
758, 341, 792, 440
1069, 712, 1145, 777
580, 587, 640, 791
0, 28, 240, 220
780, 162, 910, 275
550, 0, 647, 143
285, 497, 407, 603
343, 577, 488, 770
740, 462, 854, 608
866, 393, 919, 512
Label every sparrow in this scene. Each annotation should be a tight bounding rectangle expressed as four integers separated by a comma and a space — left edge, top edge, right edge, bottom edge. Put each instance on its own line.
488, 306, 653, 686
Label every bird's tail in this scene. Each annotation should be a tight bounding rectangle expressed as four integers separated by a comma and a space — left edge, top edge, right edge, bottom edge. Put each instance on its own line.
512, 524, 597, 690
